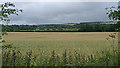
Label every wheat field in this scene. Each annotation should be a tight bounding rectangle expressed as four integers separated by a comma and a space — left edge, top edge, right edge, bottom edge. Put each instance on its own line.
2, 32, 118, 55
2, 32, 118, 66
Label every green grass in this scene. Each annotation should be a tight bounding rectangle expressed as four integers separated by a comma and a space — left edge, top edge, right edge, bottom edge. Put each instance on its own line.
2, 47, 118, 66
3, 32, 118, 55
2, 32, 118, 66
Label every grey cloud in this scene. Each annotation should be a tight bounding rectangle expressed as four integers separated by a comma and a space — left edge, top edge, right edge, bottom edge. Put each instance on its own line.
9, 2, 118, 25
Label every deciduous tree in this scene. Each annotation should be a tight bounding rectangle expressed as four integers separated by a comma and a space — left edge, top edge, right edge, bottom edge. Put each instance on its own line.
105, 3, 120, 31
0, 2, 22, 40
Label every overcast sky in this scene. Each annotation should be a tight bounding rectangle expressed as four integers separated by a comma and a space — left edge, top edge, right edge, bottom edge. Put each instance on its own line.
8, 2, 118, 25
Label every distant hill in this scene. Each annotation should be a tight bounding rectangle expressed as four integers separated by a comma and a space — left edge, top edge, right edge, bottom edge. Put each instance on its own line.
2, 21, 117, 32
37, 21, 116, 26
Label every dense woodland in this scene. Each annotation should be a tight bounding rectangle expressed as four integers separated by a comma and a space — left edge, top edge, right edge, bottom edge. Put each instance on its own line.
2, 22, 117, 32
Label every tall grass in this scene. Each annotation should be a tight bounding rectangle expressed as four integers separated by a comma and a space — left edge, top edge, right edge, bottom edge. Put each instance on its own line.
2, 47, 118, 66
2, 33, 118, 66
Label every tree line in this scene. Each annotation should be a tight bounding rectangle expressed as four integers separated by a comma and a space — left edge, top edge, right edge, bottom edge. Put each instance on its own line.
2, 23, 117, 32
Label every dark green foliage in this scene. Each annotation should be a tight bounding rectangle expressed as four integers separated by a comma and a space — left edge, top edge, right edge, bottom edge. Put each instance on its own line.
2, 44, 13, 49
2, 40, 6, 42
0, 2, 22, 23
105, 5, 120, 31
0, 2, 22, 36
2, 23, 118, 32
105, 6, 118, 20
2, 48, 118, 66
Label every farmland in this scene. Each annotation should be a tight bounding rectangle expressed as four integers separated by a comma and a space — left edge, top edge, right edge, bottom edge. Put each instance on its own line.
3, 32, 118, 54
2, 32, 118, 66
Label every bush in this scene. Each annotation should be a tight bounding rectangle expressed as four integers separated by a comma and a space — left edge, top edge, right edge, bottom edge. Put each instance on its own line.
2, 40, 6, 42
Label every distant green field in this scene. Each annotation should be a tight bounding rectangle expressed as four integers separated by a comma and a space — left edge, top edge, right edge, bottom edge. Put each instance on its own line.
3, 32, 118, 56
